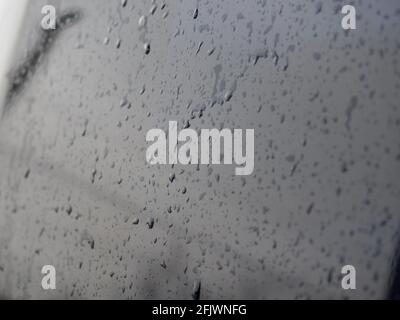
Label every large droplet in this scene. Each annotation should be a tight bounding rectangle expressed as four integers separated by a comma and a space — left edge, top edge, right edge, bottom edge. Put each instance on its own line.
192, 280, 201, 300
193, 8, 199, 19
138, 15, 147, 28
144, 42, 151, 55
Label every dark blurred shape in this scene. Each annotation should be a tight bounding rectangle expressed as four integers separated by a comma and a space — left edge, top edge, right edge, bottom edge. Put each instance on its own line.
388, 239, 400, 300
2, 9, 81, 117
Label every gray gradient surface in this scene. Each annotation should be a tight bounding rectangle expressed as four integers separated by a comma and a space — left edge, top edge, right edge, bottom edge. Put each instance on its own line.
0, 0, 400, 299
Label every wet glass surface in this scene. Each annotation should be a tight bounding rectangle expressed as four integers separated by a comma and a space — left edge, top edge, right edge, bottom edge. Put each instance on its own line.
0, 0, 399, 299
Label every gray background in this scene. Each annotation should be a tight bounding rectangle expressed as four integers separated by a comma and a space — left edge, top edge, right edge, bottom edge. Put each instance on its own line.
0, 0, 400, 299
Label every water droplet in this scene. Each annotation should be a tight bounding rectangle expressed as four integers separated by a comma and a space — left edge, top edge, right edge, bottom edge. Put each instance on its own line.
120, 97, 130, 108
192, 280, 201, 300
138, 15, 147, 28
144, 42, 151, 55
146, 217, 154, 229
149, 5, 157, 15
193, 8, 199, 19
224, 91, 233, 102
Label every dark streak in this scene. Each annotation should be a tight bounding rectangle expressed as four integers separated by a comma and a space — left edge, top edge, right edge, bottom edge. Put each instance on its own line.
2, 9, 82, 117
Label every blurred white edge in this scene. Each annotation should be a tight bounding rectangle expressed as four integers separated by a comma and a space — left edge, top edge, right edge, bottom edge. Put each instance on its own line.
0, 0, 28, 111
